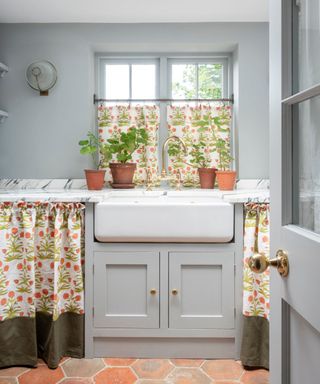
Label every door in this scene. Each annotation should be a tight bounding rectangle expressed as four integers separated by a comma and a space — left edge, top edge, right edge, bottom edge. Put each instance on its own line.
93, 251, 159, 328
270, 0, 320, 383
169, 252, 234, 329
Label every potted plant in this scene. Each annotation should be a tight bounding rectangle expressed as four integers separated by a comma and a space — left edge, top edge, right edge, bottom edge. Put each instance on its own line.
215, 138, 236, 190
79, 132, 106, 190
189, 142, 217, 189
101, 127, 149, 188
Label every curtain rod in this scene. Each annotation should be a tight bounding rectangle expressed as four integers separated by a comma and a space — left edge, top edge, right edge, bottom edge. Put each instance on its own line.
93, 94, 234, 104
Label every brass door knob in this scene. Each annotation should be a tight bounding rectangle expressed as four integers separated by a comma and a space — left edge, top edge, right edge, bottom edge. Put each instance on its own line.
248, 250, 289, 277
150, 288, 157, 295
172, 289, 178, 295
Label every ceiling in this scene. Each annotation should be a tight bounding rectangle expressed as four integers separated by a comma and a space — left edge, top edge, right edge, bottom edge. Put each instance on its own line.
0, 0, 268, 23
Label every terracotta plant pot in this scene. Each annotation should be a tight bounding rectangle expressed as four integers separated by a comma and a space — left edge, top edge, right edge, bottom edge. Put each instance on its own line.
84, 169, 106, 190
216, 170, 237, 191
109, 163, 137, 187
198, 167, 217, 189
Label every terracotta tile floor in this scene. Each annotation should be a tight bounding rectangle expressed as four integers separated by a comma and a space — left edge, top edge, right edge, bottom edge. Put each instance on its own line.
0, 358, 269, 384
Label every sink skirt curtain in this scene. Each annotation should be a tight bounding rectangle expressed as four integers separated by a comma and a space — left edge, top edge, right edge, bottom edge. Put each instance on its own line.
241, 203, 270, 370
0, 202, 85, 369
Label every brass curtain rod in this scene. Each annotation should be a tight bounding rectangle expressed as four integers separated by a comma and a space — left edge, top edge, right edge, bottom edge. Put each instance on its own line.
93, 94, 234, 104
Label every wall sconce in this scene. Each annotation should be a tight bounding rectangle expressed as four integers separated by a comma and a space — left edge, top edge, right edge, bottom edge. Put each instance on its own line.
26, 60, 57, 96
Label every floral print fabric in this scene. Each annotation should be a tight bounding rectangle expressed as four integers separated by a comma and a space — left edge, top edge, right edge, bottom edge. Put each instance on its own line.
243, 203, 270, 320
97, 104, 160, 185
0, 202, 85, 322
167, 103, 232, 186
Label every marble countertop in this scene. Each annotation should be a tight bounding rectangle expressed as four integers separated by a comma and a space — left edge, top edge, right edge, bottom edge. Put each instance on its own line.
0, 179, 270, 204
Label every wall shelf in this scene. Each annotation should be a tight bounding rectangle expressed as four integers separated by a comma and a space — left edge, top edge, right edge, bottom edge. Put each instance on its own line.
0, 110, 8, 123
0, 62, 8, 78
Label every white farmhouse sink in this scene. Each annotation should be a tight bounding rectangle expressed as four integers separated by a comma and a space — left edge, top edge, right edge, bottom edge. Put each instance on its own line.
94, 191, 234, 243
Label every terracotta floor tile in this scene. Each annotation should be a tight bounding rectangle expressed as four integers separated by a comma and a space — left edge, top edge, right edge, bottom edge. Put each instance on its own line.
0, 368, 29, 378
95, 367, 137, 384
18, 365, 64, 384
136, 380, 167, 384
241, 369, 269, 384
167, 367, 211, 384
202, 360, 244, 380
58, 379, 94, 384
170, 359, 204, 368
104, 359, 137, 366
132, 359, 173, 379
0, 379, 18, 384
62, 359, 105, 378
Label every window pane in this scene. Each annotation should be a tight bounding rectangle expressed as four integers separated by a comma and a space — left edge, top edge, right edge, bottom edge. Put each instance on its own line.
105, 64, 129, 99
132, 65, 156, 99
198, 64, 223, 99
293, 0, 320, 92
292, 94, 320, 234
171, 64, 196, 99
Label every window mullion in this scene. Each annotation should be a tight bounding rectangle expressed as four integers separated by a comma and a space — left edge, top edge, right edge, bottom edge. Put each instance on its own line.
129, 64, 132, 99
195, 64, 199, 100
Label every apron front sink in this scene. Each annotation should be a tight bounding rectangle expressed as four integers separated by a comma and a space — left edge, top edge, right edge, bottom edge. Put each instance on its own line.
94, 191, 234, 243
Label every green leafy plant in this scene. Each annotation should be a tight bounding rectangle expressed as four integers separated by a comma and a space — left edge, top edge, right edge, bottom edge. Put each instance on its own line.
78, 131, 103, 169
101, 127, 149, 164
189, 142, 211, 168
215, 138, 234, 171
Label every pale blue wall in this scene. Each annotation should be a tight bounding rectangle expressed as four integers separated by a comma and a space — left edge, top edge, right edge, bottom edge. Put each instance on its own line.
0, 23, 268, 179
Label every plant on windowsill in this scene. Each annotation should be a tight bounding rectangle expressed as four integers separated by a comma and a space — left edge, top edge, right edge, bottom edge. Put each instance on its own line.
79, 132, 106, 190
189, 142, 217, 189
101, 127, 149, 188
215, 138, 236, 191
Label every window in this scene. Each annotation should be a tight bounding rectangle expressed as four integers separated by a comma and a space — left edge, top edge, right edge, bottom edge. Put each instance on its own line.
169, 59, 227, 100
96, 54, 231, 152
98, 59, 159, 100
97, 55, 229, 102
286, 0, 320, 234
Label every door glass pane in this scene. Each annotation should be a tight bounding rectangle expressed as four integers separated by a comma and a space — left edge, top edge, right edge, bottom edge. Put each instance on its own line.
292, 94, 320, 234
293, 0, 320, 93
171, 64, 197, 99
198, 64, 223, 99
105, 64, 129, 99
132, 64, 156, 99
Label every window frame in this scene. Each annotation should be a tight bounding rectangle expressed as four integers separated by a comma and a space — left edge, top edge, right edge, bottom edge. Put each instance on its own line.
97, 57, 160, 100
281, 0, 320, 229
96, 53, 233, 168
167, 57, 229, 100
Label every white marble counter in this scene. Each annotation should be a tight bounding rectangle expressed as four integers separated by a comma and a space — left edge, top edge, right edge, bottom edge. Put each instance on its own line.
0, 179, 269, 204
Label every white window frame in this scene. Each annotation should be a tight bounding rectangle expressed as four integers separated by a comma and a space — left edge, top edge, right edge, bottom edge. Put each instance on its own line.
168, 57, 229, 100
95, 53, 233, 166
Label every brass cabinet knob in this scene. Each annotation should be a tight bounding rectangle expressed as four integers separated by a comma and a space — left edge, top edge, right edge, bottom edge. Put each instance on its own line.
172, 289, 178, 295
150, 288, 157, 295
248, 250, 289, 277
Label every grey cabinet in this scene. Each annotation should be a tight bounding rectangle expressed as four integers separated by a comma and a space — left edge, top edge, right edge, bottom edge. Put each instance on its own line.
169, 252, 234, 329
93, 251, 160, 328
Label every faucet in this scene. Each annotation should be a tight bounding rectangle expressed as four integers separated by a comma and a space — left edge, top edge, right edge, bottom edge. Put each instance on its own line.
161, 135, 188, 179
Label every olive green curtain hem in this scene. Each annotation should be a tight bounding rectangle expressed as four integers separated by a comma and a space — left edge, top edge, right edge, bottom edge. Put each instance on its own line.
0, 312, 84, 369
240, 315, 269, 370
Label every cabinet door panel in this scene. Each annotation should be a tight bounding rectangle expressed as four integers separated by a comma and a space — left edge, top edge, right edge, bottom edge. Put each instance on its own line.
169, 252, 234, 329
94, 252, 159, 328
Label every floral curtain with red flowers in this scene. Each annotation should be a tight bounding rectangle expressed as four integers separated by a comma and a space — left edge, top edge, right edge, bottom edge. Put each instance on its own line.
167, 103, 232, 186
97, 104, 160, 185
241, 203, 270, 370
0, 202, 85, 369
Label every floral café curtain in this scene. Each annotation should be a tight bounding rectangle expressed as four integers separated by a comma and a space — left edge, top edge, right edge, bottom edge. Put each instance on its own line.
97, 104, 160, 185
167, 103, 232, 187
0, 202, 85, 369
241, 203, 270, 370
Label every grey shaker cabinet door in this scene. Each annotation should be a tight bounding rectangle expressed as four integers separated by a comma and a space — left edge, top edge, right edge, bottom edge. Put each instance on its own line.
93, 252, 160, 328
169, 252, 235, 329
